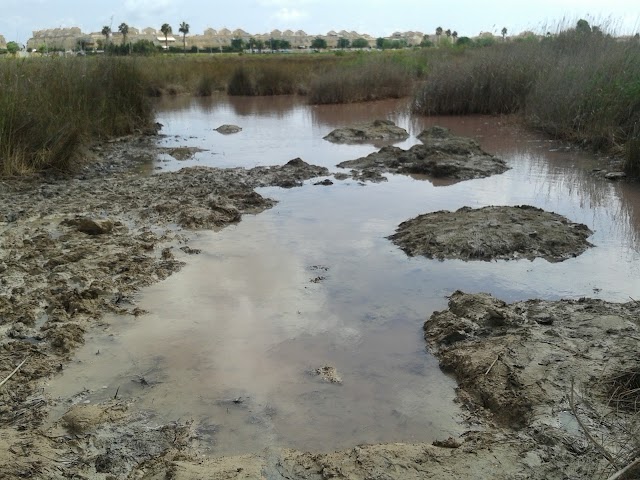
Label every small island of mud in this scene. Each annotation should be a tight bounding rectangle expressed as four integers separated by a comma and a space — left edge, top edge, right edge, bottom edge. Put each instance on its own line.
323, 119, 409, 143
389, 205, 593, 262
337, 126, 509, 182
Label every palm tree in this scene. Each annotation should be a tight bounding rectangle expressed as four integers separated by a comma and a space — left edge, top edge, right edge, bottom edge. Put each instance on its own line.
501, 27, 507, 41
452, 31, 458, 43
160, 23, 172, 50
118, 23, 129, 44
435, 26, 443, 44
118, 22, 129, 51
101, 26, 111, 47
179, 21, 189, 53
445, 29, 452, 43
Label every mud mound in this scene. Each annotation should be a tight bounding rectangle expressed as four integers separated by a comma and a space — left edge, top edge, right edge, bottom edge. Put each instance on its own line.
323, 119, 410, 143
426, 290, 640, 432
337, 126, 509, 182
389, 205, 593, 262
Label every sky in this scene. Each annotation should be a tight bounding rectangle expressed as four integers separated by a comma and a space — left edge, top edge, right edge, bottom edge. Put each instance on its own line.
2, 0, 638, 44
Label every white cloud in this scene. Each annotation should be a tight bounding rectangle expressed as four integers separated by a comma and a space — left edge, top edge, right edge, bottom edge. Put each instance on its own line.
271, 8, 308, 23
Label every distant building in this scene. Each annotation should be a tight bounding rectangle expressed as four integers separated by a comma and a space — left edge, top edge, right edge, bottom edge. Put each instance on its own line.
23, 26, 428, 52
0, 34, 6, 49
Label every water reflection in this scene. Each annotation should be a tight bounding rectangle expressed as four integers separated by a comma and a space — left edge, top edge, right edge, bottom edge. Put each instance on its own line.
46, 96, 640, 458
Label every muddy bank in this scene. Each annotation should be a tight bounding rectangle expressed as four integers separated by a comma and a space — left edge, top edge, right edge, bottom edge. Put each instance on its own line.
425, 290, 640, 478
337, 126, 509, 182
0, 137, 328, 467
389, 205, 594, 262
323, 119, 409, 143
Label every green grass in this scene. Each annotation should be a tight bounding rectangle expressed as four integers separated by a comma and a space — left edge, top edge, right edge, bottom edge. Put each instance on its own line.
0, 57, 152, 175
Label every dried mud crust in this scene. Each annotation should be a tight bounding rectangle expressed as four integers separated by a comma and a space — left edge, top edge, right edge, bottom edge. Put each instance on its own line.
389, 205, 594, 262
424, 290, 640, 477
337, 125, 509, 182
323, 119, 410, 143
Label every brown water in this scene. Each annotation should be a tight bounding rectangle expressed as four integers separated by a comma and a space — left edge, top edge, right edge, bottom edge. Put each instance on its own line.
46, 95, 640, 456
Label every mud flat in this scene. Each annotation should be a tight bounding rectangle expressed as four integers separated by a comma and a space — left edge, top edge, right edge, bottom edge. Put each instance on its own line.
424, 290, 640, 479
0, 137, 330, 478
323, 119, 410, 143
337, 126, 509, 182
389, 205, 594, 262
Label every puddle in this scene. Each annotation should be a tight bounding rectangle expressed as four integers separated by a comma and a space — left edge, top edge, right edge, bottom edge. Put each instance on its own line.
45, 96, 640, 456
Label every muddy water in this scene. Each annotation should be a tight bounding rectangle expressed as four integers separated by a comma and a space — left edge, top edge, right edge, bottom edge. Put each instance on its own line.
47, 96, 640, 456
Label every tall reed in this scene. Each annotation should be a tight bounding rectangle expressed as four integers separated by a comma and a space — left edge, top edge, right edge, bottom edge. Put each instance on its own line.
412, 27, 640, 175
0, 57, 152, 175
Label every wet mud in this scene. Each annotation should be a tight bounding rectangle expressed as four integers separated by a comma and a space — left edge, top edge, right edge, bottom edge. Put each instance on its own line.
2, 102, 639, 478
389, 205, 594, 262
323, 119, 410, 143
337, 126, 509, 182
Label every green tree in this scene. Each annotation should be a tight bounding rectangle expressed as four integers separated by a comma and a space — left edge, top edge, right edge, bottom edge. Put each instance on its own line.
501, 27, 507, 41
376, 37, 384, 49
230, 38, 245, 52
576, 19, 591, 34
420, 35, 433, 47
456, 36, 473, 46
179, 21, 189, 53
352, 37, 369, 48
280, 39, 291, 50
101, 26, 111, 48
452, 31, 458, 43
160, 23, 172, 50
435, 26, 443, 43
311, 37, 327, 49
337, 37, 350, 49
255, 39, 265, 52
6, 41, 19, 55
132, 39, 157, 55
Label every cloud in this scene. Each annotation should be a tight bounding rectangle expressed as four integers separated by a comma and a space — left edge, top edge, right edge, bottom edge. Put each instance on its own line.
271, 8, 309, 23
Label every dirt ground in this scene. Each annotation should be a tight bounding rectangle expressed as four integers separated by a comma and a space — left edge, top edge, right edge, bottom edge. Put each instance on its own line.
1, 133, 638, 479
337, 125, 509, 182
389, 205, 594, 262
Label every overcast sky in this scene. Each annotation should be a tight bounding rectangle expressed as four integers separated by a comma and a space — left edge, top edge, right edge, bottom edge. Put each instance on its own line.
2, 0, 638, 43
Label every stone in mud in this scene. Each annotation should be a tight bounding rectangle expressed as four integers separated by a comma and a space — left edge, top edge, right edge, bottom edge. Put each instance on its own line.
337, 126, 509, 181
215, 124, 242, 134
70, 217, 114, 235
314, 365, 342, 384
389, 205, 593, 262
604, 171, 626, 180
314, 179, 334, 186
158, 146, 207, 161
61, 404, 106, 433
323, 119, 410, 143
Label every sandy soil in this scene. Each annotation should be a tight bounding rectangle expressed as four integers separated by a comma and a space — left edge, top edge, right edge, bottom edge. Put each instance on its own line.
1, 134, 638, 479
337, 126, 509, 182
389, 205, 594, 262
